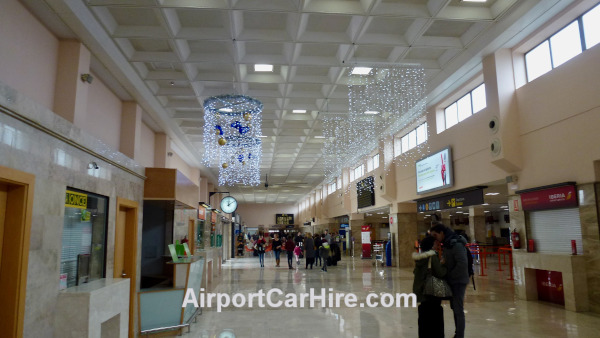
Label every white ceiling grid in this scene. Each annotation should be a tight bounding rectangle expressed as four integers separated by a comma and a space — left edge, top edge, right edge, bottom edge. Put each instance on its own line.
28, 0, 569, 204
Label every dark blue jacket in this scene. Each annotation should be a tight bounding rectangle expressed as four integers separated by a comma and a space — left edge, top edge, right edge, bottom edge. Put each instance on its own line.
443, 232, 469, 285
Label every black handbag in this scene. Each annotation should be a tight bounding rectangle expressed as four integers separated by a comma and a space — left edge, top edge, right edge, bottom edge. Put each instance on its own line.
423, 257, 453, 299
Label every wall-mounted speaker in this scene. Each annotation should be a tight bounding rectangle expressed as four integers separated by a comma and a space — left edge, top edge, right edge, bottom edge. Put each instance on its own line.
489, 116, 499, 134
490, 138, 502, 156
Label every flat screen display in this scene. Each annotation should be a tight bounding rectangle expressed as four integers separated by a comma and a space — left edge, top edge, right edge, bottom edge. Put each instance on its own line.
416, 147, 453, 194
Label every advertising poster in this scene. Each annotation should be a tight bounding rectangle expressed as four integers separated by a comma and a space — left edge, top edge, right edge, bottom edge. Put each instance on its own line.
416, 147, 452, 194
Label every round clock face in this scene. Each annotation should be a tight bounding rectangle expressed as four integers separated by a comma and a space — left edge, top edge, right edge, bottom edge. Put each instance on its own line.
220, 196, 238, 213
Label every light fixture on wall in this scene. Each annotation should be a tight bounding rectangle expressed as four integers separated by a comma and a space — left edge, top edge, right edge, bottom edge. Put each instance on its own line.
203, 94, 263, 186
87, 161, 99, 169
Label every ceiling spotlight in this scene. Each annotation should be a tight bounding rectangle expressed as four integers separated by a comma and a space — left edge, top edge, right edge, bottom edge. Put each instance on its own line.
219, 107, 233, 113
292, 110, 307, 114
364, 111, 380, 115
254, 64, 273, 72
314, 136, 325, 139
351, 67, 372, 75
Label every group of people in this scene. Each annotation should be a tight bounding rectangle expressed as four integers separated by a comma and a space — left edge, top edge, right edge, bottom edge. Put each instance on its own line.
413, 223, 471, 338
246, 230, 341, 271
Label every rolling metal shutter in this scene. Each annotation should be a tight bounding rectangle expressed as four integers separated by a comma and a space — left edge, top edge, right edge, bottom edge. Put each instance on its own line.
528, 208, 582, 254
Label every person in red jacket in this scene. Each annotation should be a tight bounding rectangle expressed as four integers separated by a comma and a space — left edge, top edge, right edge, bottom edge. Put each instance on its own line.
284, 235, 296, 269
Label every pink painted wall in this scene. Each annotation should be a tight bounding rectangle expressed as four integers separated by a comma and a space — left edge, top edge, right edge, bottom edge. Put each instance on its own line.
0, 0, 58, 108
168, 150, 200, 186
84, 72, 122, 150
139, 122, 155, 167
236, 203, 297, 227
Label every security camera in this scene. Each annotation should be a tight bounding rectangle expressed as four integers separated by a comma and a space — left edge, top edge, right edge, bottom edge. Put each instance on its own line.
80, 74, 94, 84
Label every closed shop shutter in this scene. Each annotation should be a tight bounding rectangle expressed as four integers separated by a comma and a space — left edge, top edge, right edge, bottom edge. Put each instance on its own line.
528, 208, 582, 254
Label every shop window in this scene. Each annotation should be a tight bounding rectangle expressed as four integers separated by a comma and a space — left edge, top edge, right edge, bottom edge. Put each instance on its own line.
60, 189, 108, 289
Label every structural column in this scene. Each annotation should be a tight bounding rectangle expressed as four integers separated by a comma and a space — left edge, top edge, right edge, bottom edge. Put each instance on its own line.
391, 203, 418, 268
53, 40, 91, 128
349, 213, 364, 258
119, 102, 142, 161
469, 206, 486, 243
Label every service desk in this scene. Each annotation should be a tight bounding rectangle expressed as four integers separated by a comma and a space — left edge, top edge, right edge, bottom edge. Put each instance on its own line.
513, 251, 588, 312
55, 278, 130, 337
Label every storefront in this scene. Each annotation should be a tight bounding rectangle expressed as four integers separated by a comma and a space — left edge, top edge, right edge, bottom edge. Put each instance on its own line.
512, 182, 590, 311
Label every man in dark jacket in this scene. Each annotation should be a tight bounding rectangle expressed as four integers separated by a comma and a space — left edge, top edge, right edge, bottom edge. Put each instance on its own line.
430, 223, 469, 338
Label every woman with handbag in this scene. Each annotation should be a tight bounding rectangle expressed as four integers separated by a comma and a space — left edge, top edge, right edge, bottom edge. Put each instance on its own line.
413, 236, 448, 338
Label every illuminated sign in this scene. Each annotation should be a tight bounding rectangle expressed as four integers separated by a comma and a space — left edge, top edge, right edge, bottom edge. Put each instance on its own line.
416, 147, 453, 194
276, 214, 294, 225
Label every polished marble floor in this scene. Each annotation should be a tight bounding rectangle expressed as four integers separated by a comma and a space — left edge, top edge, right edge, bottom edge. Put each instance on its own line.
182, 254, 600, 338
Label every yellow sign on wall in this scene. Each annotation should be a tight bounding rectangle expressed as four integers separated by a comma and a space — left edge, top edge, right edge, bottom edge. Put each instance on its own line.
65, 190, 87, 209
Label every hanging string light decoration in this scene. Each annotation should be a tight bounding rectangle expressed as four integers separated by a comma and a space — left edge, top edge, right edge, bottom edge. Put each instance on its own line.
203, 94, 263, 186
321, 65, 428, 192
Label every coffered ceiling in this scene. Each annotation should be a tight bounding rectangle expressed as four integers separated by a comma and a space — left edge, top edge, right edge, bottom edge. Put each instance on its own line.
24, 0, 573, 204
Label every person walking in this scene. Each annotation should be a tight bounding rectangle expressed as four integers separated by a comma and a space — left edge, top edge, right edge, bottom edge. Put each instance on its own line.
285, 235, 296, 269
304, 233, 315, 269
314, 234, 322, 266
430, 223, 469, 338
255, 233, 266, 268
319, 241, 330, 272
272, 233, 283, 267
413, 236, 447, 338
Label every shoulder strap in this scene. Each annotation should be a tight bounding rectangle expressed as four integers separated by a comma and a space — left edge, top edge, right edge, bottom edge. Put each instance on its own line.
427, 256, 432, 269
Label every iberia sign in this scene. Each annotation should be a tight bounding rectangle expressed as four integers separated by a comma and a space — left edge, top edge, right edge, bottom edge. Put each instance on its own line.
520, 185, 578, 211
65, 190, 87, 209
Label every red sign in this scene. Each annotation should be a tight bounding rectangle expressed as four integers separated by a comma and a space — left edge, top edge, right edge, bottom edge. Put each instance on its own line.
361, 225, 371, 231
198, 207, 206, 220
513, 199, 519, 212
536, 269, 564, 305
520, 185, 577, 211
211, 212, 217, 223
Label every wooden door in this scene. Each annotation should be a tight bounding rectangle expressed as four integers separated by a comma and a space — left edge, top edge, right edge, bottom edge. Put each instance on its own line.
0, 166, 35, 337
114, 198, 138, 338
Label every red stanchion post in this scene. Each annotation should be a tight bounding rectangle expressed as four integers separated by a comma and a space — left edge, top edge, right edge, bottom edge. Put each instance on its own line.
478, 250, 487, 276
507, 248, 514, 280
497, 249, 504, 272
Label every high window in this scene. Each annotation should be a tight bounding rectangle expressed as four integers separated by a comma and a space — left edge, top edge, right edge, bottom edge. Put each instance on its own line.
441, 84, 486, 131
394, 122, 428, 156
525, 3, 600, 82
354, 164, 364, 180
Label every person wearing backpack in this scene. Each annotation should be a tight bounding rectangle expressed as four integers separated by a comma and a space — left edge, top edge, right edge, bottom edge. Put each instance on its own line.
430, 223, 469, 338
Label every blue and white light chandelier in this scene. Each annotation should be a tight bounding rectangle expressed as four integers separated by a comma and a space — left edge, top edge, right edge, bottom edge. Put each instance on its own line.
203, 95, 263, 186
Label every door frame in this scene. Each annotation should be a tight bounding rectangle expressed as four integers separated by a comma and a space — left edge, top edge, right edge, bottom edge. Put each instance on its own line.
114, 197, 139, 338
0, 166, 35, 337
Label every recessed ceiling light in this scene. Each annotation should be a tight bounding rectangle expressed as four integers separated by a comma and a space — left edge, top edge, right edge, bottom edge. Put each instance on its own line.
258, 135, 268, 138
314, 136, 325, 138
482, 203, 489, 206
485, 192, 500, 196
292, 109, 307, 114
255, 64, 273, 72
219, 108, 233, 112
351, 67, 372, 75
364, 111, 379, 115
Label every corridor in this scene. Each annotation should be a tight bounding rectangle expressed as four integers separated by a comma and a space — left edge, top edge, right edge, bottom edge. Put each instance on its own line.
187, 256, 600, 338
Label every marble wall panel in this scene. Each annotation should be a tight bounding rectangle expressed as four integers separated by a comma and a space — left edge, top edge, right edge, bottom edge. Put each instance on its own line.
0, 80, 145, 336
